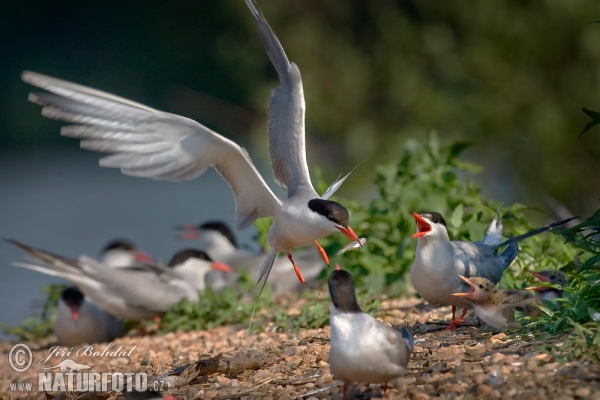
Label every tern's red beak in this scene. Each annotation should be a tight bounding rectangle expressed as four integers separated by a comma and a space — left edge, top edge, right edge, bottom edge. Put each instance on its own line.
135, 251, 154, 263
178, 225, 200, 241
335, 226, 363, 249
525, 270, 550, 291
211, 262, 233, 273
451, 275, 476, 298
70, 308, 80, 322
410, 212, 432, 239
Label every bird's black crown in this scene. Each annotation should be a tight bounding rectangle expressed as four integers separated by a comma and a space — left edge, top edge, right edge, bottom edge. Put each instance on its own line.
308, 199, 350, 227
421, 212, 447, 228
328, 270, 362, 313
61, 287, 84, 307
102, 239, 136, 253
168, 249, 213, 267
200, 221, 237, 248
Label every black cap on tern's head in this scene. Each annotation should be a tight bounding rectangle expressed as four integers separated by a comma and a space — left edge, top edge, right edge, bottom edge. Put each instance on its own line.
308, 199, 350, 228
420, 212, 447, 228
102, 239, 136, 253
328, 269, 362, 313
199, 221, 237, 248
410, 211, 448, 239
61, 287, 84, 308
168, 249, 213, 267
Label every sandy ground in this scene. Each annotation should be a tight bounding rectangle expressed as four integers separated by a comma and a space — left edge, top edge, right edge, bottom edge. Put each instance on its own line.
1, 295, 599, 400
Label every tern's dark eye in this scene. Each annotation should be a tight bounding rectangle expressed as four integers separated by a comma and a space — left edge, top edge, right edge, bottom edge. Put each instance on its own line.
433, 217, 438, 223
479, 284, 484, 289
550, 275, 556, 280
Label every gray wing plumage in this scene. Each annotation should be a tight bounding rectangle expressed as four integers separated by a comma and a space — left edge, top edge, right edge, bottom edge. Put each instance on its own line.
375, 319, 412, 369
22, 71, 281, 230
245, 0, 313, 197
452, 241, 509, 284
9, 239, 198, 320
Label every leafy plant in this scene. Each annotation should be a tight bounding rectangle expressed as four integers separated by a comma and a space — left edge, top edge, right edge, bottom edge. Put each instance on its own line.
518, 210, 600, 362
1, 284, 66, 341
157, 272, 274, 334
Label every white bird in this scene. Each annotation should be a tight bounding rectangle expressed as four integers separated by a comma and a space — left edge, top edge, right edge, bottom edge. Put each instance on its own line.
99, 239, 154, 268
328, 269, 414, 399
8, 239, 231, 321
55, 286, 124, 346
167, 248, 233, 291
21, 0, 361, 301
409, 210, 575, 329
177, 221, 325, 294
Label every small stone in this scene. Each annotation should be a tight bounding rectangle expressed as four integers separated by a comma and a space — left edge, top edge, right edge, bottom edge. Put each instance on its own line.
477, 384, 492, 396
490, 353, 504, 363
575, 387, 591, 397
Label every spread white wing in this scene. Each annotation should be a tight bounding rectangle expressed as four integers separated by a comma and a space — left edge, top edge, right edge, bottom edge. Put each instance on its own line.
22, 71, 281, 230
246, 0, 314, 197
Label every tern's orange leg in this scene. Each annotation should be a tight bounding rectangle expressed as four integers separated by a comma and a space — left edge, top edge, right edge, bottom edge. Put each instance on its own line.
313, 240, 330, 266
287, 253, 307, 285
342, 383, 347, 400
447, 307, 468, 330
383, 382, 388, 397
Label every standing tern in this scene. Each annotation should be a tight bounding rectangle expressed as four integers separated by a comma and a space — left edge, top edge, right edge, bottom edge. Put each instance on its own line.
22, 0, 361, 299
177, 221, 325, 294
328, 269, 414, 399
56, 287, 124, 346
100, 239, 154, 268
409, 210, 575, 329
452, 276, 543, 330
8, 240, 232, 321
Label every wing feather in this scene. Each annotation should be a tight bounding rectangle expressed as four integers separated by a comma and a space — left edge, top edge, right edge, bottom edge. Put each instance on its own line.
23, 71, 282, 230
245, 0, 313, 196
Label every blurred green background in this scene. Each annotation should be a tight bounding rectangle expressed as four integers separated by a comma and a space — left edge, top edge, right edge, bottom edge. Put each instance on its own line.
2, 0, 599, 213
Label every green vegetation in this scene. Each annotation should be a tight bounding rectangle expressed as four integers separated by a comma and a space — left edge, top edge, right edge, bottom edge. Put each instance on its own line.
0, 284, 65, 341
3, 135, 597, 364
518, 210, 600, 363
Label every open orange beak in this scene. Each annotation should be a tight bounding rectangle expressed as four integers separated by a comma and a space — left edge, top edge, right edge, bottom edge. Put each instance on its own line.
336, 226, 363, 250
211, 262, 234, 273
451, 275, 476, 297
410, 212, 432, 239
525, 270, 549, 291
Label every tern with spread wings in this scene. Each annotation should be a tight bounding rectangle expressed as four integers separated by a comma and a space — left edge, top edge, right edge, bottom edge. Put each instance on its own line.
22, 0, 361, 299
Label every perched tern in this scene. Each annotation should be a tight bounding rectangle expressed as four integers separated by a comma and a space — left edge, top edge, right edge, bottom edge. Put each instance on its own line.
452, 276, 541, 330
168, 248, 233, 291
177, 221, 325, 294
409, 210, 575, 329
328, 269, 414, 399
8, 240, 231, 320
526, 269, 568, 301
56, 287, 124, 346
100, 239, 154, 268
22, 0, 361, 300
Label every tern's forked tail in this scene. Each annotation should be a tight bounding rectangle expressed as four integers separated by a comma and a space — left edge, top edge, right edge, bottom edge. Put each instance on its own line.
490, 216, 577, 251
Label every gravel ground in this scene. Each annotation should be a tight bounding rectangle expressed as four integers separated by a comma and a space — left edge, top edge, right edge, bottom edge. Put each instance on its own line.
1, 294, 599, 400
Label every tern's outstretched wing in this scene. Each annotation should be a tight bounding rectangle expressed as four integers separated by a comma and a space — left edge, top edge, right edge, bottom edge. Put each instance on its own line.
22, 71, 281, 230
246, 0, 313, 197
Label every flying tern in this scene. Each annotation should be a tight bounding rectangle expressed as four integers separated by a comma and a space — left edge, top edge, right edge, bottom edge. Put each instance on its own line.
22, 0, 361, 300
56, 286, 124, 346
328, 269, 414, 399
409, 210, 575, 329
8, 240, 232, 320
